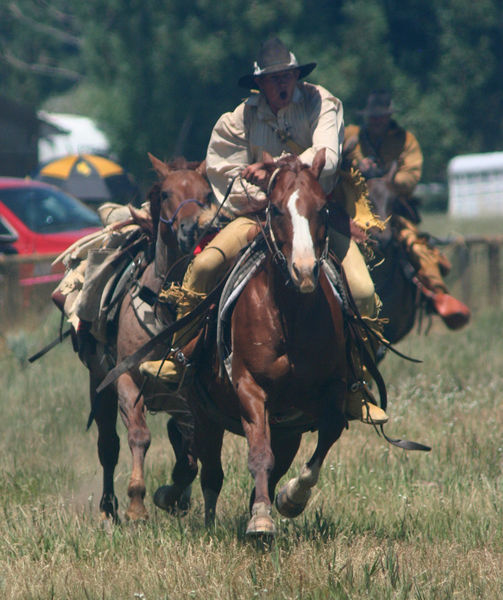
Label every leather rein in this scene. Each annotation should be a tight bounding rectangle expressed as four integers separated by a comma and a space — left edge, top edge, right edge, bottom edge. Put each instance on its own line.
158, 198, 205, 233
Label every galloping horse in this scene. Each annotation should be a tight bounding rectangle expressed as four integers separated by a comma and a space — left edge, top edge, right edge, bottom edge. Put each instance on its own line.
87, 154, 211, 523
154, 150, 362, 536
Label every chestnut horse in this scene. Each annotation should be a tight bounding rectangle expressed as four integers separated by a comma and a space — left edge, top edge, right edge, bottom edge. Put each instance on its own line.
154, 150, 358, 536
86, 154, 211, 523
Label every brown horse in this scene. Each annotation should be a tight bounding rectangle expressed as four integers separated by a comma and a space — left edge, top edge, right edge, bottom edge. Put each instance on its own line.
86, 154, 211, 523
153, 150, 359, 536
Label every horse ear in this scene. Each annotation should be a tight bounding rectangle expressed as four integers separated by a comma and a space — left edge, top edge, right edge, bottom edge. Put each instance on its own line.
310, 148, 326, 180
386, 161, 398, 184
195, 159, 207, 177
148, 152, 172, 178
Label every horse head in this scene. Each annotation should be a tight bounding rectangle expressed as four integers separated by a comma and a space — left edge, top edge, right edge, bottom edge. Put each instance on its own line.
261, 149, 328, 294
365, 162, 398, 246
148, 153, 212, 254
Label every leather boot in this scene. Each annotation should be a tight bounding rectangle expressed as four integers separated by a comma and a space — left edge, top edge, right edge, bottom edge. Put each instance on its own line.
430, 290, 470, 330
139, 284, 206, 382
394, 216, 470, 329
346, 314, 389, 425
345, 383, 389, 425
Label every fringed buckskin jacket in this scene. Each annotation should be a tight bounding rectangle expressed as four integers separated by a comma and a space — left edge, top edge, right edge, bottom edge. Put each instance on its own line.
344, 121, 423, 198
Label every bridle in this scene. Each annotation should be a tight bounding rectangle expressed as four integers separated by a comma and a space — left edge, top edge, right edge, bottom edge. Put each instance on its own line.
158, 198, 205, 233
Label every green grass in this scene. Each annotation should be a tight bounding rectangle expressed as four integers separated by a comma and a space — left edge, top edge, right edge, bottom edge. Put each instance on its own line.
1, 213, 503, 599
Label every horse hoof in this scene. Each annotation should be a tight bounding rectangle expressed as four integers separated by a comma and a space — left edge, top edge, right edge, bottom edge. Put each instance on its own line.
124, 505, 149, 522
154, 484, 191, 514
178, 485, 192, 513
246, 514, 276, 537
100, 512, 118, 533
275, 485, 309, 518
246, 502, 276, 537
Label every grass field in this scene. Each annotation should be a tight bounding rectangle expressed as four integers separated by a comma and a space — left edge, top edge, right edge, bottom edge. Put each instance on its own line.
0, 213, 502, 599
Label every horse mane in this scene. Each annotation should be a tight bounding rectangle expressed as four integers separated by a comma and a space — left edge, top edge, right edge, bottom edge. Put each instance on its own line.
273, 154, 306, 173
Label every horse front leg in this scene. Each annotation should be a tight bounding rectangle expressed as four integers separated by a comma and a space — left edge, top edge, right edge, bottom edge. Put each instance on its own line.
153, 417, 198, 515
249, 432, 302, 514
276, 383, 346, 518
237, 375, 275, 537
193, 410, 225, 528
116, 372, 151, 521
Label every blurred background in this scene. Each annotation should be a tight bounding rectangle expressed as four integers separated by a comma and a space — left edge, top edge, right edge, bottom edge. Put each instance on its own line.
0, 0, 502, 319
0, 0, 501, 204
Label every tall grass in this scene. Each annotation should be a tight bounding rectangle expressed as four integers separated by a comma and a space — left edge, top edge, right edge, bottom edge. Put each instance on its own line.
1, 213, 502, 599
1, 305, 502, 599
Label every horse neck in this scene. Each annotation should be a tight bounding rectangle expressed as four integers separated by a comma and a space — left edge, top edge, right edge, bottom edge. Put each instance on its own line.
154, 225, 180, 280
269, 259, 331, 337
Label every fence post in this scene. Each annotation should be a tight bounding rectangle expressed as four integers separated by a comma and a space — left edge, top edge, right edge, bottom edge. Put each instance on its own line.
488, 243, 501, 307
0, 259, 20, 322
455, 242, 472, 309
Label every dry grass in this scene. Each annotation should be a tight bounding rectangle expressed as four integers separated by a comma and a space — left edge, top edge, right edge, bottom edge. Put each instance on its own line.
0, 306, 502, 599
1, 211, 502, 599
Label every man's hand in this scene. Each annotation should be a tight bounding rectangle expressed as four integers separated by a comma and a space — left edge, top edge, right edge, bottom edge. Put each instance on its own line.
242, 162, 269, 189
358, 157, 386, 179
358, 157, 378, 173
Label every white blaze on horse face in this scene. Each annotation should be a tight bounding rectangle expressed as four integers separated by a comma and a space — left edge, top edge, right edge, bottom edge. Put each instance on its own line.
287, 189, 316, 289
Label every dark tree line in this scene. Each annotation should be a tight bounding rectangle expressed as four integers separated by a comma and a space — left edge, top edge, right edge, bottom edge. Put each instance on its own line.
1, 0, 502, 184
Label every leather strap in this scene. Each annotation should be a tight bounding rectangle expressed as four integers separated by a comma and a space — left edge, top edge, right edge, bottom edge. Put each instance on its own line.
95, 273, 228, 394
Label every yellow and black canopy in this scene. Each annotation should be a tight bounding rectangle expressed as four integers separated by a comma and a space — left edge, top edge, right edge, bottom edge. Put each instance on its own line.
35, 154, 137, 205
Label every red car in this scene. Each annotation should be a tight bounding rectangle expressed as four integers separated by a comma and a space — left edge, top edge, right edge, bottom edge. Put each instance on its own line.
0, 177, 101, 289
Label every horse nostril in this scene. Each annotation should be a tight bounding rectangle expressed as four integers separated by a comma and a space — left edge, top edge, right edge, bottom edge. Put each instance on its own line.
292, 263, 300, 279
313, 262, 320, 280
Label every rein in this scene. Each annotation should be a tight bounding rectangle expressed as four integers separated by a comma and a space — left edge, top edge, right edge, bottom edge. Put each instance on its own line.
159, 198, 205, 232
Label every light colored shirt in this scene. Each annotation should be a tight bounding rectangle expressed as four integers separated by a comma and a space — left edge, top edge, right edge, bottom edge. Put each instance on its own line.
206, 82, 344, 216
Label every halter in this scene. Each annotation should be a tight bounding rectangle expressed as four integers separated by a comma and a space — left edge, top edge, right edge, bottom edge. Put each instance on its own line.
158, 198, 205, 232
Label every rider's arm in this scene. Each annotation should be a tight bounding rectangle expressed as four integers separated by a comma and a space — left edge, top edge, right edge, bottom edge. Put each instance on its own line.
206, 103, 266, 217
393, 130, 423, 196
298, 84, 344, 189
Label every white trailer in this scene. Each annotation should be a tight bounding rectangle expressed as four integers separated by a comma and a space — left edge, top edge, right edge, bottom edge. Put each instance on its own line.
448, 152, 503, 217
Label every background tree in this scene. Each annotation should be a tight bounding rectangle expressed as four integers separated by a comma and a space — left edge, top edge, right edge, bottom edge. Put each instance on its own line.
1, 0, 502, 188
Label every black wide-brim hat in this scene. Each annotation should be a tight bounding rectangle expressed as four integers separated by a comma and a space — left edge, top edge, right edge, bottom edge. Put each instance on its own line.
358, 90, 395, 117
238, 37, 316, 89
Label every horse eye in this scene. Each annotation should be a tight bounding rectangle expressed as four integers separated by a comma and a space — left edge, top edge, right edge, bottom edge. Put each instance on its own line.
319, 207, 329, 220
270, 204, 282, 216
161, 190, 172, 200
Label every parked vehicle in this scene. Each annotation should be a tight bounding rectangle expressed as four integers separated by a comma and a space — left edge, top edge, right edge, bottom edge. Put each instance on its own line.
0, 177, 100, 290
0, 214, 18, 254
